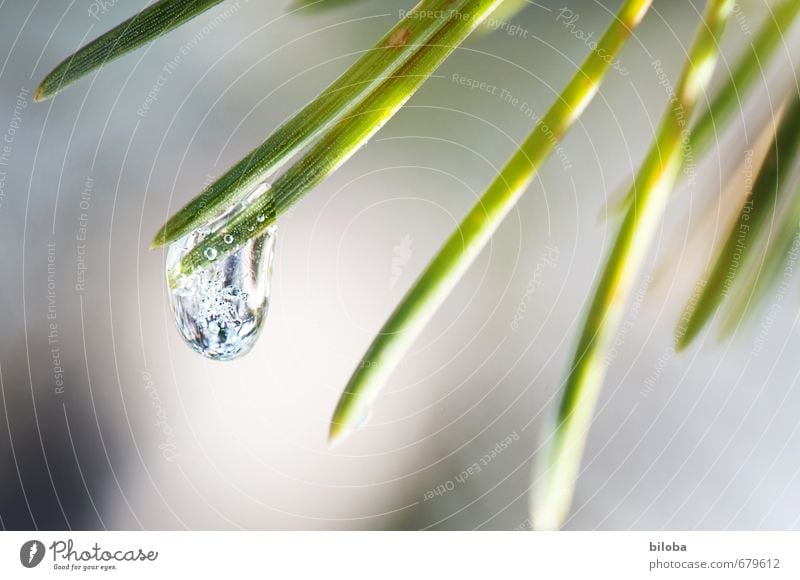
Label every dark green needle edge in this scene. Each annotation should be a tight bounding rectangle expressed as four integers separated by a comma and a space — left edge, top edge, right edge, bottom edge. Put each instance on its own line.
36, 0, 226, 101
150, 0, 460, 248
677, 91, 800, 350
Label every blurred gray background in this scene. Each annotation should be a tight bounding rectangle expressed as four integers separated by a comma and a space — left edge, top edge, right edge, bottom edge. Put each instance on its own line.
1, 0, 799, 530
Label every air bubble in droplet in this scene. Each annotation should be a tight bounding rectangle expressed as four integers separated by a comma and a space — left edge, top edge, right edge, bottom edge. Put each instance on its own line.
166, 183, 276, 361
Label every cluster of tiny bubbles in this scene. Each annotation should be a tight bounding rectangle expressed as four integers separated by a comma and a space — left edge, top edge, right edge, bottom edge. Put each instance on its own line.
166, 183, 277, 361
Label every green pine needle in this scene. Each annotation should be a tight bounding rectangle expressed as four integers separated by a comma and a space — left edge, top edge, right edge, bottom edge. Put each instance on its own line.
36, 0, 226, 102
168, 0, 507, 284
533, 0, 734, 531
327, 0, 654, 446
152, 0, 463, 249
610, 0, 800, 216
678, 91, 800, 349
690, 0, 800, 156
719, 100, 800, 338
476, 0, 528, 35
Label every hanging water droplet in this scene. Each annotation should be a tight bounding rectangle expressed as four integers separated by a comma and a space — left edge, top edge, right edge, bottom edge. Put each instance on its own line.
166, 185, 276, 361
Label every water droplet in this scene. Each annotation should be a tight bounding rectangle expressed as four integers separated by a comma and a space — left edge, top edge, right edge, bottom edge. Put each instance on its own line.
204, 247, 218, 261
223, 234, 234, 244
257, 214, 266, 223
166, 184, 276, 361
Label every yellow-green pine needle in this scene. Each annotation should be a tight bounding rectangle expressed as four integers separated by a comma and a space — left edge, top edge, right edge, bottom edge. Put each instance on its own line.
152, 0, 460, 248
533, 0, 734, 531
680, 91, 800, 347
171, 0, 507, 284
36, 0, 226, 102
328, 0, 653, 446
690, 0, 800, 156
612, 0, 800, 215
477, 0, 529, 36
719, 101, 800, 338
